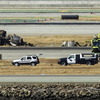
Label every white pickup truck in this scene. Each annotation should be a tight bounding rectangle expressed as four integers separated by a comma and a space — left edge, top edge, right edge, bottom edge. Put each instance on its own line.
58, 53, 99, 66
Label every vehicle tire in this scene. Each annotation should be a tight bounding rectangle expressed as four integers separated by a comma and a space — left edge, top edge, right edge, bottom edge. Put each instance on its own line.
31, 62, 36, 66
61, 62, 67, 66
98, 57, 100, 62
86, 61, 92, 65
14, 62, 19, 66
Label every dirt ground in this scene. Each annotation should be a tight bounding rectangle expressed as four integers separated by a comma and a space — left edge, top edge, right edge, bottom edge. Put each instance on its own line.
23, 35, 92, 47
0, 59, 100, 75
0, 35, 99, 75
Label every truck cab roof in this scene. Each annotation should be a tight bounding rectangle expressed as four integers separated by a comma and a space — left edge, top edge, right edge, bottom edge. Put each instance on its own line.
71, 53, 97, 56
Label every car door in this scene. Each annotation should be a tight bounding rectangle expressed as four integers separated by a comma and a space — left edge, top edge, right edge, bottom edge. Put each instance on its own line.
67, 54, 76, 64
26, 56, 32, 64
20, 56, 27, 64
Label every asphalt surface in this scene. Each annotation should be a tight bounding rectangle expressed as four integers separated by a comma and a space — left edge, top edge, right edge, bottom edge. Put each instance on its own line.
0, 47, 91, 60
0, 12, 99, 82
0, 24, 100, 36
0, 12, 99, 17
0, 75, 100, 82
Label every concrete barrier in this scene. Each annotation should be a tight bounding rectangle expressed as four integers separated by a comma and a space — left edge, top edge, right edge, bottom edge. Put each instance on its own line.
0, 0, 100, 8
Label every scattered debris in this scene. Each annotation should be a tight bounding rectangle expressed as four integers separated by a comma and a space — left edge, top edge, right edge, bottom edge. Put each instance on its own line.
0, 30, 34, 47
61, 40, 87, 47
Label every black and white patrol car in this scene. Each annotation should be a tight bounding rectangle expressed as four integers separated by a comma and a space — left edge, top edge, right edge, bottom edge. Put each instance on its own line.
58, 53, 98, 66
12, 55, 40, 66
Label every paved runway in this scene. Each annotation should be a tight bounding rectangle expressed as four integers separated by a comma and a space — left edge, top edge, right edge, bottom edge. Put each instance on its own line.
0, 12, 99, 18
0, 25, 100, 36
0, 47, 91, 60
0, 12, 99, 82
0, 75, 100, 82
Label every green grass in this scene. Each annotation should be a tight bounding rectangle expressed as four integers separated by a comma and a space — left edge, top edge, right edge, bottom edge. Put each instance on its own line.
0, 19, 38, 23
0, 9, 100, 13
0, 15, 100, 23
69, 9, 100, 12
0, 9, 63, 13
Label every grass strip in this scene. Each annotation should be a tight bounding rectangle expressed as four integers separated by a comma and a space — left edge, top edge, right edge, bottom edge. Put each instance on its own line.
0, 9, 100, 13
0, 15, 100, 22
0, 60, 99, 75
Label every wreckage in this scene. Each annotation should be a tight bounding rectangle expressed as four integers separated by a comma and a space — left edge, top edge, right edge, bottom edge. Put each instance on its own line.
61, 40, 88, 47
0, 30, 34, 46
0, 30, 6, 45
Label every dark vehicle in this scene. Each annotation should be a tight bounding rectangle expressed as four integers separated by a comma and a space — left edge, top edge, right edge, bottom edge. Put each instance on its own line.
12, 55, 40, 66
58, 53, 98, 66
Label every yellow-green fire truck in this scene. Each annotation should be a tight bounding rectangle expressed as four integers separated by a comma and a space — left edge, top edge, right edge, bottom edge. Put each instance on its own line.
91, 33, 100, 53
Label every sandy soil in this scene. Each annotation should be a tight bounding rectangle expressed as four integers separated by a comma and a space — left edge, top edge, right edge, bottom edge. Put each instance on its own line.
0, 35, 99, 75
0, 59, 100, 75
23, 35, 92, 47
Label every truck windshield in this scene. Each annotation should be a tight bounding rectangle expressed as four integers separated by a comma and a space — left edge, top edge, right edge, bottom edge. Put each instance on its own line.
68, 55, 74, 59
93, 42, 98, 46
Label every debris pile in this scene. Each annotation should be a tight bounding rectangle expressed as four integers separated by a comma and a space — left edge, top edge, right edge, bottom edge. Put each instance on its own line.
62, 40, 88, 47
0, 30, 6, 45
0, 30, 34, 47
0, 83, 100, 100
